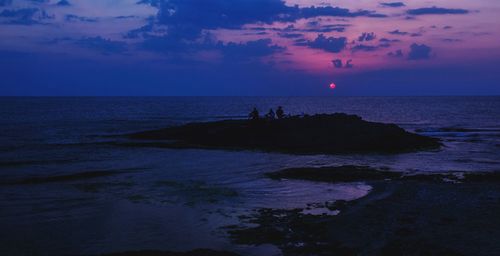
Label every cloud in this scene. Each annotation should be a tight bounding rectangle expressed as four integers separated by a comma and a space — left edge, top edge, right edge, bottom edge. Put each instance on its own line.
65, 14, 97, 23
352, 44, 378, 52
0, 0, 13, 6
304, 34, 347, 53
152, 0, 292, 32
140, 31, 285, 61
137, 0, 387, 41
407, 7, 469, 15
332, 59, 343, 68
407, 43, 432, 60
278, 32, 303, 38
300, 6, 387, 18
75, 37, 128, 54
218, 38, 285, 60
57, 0, 70, 6
0, 8, 53, 25
387, 49, 403, 57
303, 22, 347, 33
114, 15, 138, 20
379, 42, 391, 48
379, 38, 400, 43
388, 29, 408, 35
358, 32, 376, 42
252, 31, 268, 35
129, 0, 385, 60
125, 23, 155, 39
345, 59, 353, 68
388, 30, 423, 37
442, 38, 461, 43
380, 2, 405, 8
140, 34, 205, 53
332, 59, 354, 68
293, 38, 308, 46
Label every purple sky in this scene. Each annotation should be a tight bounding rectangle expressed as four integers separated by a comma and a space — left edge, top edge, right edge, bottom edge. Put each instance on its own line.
1, 0, 499, 95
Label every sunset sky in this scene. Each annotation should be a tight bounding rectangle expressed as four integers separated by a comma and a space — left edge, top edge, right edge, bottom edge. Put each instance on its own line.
1, 0, 499, 95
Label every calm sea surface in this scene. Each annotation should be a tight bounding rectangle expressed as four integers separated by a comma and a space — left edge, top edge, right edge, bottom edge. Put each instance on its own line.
0, 97, 499, 255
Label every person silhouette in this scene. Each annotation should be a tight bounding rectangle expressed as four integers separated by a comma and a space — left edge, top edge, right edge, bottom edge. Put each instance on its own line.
265, 108, 275, 120
249, 107, 260, 120
276, 106, 285, 119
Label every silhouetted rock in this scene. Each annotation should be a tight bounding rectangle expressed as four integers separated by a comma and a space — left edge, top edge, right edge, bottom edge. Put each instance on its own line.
128, 113, 441, 154
463, 172, 500, 182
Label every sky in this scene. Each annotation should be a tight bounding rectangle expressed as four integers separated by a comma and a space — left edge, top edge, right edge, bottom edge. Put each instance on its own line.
0, 0, 499, 96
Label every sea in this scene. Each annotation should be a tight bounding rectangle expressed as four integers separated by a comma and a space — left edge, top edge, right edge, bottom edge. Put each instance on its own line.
0, 96, 499, 255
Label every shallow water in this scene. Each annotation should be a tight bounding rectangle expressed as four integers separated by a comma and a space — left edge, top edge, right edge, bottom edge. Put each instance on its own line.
0, 96, 499, 255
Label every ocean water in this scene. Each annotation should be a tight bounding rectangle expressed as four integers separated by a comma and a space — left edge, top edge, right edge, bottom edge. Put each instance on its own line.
0, 96, 499, 255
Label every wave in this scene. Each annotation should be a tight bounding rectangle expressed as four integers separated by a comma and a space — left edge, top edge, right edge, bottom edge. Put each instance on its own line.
415, 127, 500, 141
454, 158, 500, 165
416, 127, 500, 133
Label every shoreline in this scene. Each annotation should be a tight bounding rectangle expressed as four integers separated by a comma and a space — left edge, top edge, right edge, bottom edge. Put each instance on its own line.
103, 176, 500, 255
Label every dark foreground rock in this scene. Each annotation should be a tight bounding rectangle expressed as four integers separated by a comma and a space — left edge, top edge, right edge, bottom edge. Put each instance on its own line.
227, 181, 500, 256
267, 165, 402, 182
267, 165, 500, 184
228, 167, 500, 255
102, 249, 239, 256
127, 113, 441, 154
